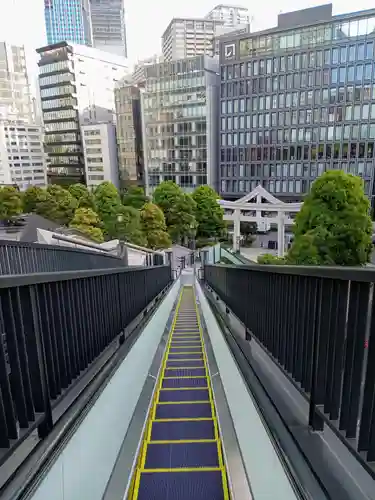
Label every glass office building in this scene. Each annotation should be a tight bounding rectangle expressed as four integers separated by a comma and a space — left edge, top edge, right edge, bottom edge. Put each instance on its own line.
44, 0, 93, 46
141, 55, 219, 194
219, 4, 375, 205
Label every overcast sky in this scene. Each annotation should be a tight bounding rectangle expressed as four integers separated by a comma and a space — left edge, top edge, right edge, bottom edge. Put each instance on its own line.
1, 0, 375, 66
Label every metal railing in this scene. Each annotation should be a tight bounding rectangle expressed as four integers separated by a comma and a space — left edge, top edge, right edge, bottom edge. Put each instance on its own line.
0, 240, 124, 275
204, 263, 375, 475
0, 265, 171, 466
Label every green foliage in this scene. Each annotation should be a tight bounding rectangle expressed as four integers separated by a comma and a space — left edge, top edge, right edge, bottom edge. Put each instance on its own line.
140, 202, 171, 249
192, 185, 224, 239
287, 171, 372, 266
35, 185, 77, 225
69, 207, 104, 243
68, 183, 89, 201
68, 183, 95, 210
240, 221, 257, 247
0, 186, 22, 221
93, 181, 122, 238
153, 181, 197, 243
23, 186, 47, 213
108, 204, 147, 247
257, 254, 286, 265
122, 186, 148, 210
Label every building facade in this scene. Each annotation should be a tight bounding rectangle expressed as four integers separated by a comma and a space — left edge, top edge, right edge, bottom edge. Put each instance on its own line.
0, 42, 34, 123
162, 18, 224, 61
81, 122, 119, 188
132, 55, 164, 85
219, 4, 375, 205
44, 0, 93, 46
90, 0, 127, 57
37, 42, 128, 185
141, 55, 220, 194
0, 122, 47, 189
205, 4, 250, 27
115, 79, 144, 188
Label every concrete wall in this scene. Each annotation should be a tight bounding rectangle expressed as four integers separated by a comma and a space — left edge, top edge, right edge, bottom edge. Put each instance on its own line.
29, 278, 180, 500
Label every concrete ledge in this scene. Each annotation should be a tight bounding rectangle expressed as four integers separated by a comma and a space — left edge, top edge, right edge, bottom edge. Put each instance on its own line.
29, 279, 181, 500
196, 280, 298, 500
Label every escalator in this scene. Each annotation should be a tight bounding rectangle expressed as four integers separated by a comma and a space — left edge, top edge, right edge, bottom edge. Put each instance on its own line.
128, 285, 230, 500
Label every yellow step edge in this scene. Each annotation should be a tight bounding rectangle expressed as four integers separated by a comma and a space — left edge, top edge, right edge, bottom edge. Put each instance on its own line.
153, 417, 214, 422
157, 400, 210, 405
160, 387, 208, 391
149, 439, 217, 444
163, 375, 207, 379
140, 467, 221, 473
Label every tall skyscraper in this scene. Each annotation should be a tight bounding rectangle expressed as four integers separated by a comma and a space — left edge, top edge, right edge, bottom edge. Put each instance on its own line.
90, 0, 127, 58
44, 0, 93, 46
0, 42, 34, 123
141, 56, 220, 194
115, 78, 144, 188
37, 41, 128, 185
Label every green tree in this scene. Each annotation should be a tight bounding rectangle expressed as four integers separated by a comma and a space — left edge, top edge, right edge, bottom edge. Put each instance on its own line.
140, 202, 171, 249
240, 221, 257, 247
36, 185, 77, 225
153, 181, 197, 243
68, 183, 95, 209
93, 181, 122, 237
107, 204, 147, 247
0, 186, 22, 221
122, 185, 148, 210
287, 170, 372, 266
69, 207, 104, 242
192, 185, 224, 239
22, 186, 47, 213
68, 183, 88, 201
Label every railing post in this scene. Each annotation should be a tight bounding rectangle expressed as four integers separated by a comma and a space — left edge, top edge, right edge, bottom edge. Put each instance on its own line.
29, 286, 53, 439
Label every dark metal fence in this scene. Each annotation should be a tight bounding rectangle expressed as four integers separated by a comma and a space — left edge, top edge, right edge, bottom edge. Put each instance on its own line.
0, 265, 171, 464
204, 263, 375, 473
0, 240, 124, 275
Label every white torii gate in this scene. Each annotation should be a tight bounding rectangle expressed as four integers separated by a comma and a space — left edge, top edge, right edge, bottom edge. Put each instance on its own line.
218, 185, 303, 257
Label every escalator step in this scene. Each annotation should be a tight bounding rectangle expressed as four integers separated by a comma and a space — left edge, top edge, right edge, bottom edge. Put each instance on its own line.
137, 470, 225, 500
155, 402, 212, 419
165, 360, 204, 368
164, 368, 206, 377
168, 353, 203, 360
151, 420, 215, 441
162, 378, 207, 388
159, 389, 209, 403
145, 442, 219, 469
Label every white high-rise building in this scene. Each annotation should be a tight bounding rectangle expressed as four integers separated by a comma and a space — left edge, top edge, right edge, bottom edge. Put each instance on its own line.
81, 122, 119, 188
162, 18, 224, 61
37, 41, 129, 185
0, 42, 34, 123
90, 0, 127, 57
0, 122, 47, 189
205, 4, 250, 27
161, 6, 251, 62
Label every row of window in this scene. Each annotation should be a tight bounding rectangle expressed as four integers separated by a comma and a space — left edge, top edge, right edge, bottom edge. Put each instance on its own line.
39, 60, 72, 76
220, 161, 374, 179
39, 72, 73, 87
220, 177, 371, 195
42, 97, 77, 110
144, 104, 207, 121
44, 109, 77, 122
221, 86, 375, 115
221, 124, 375, 147
45, 121, 78, 133
40, 85, 75, 99
222, 104, 375, 133
235, 15, 375, 59
220, 141, 375, 163
224, 42, 375, 81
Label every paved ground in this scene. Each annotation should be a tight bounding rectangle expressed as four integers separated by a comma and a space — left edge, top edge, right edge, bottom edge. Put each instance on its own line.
240, 247, 277, 263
